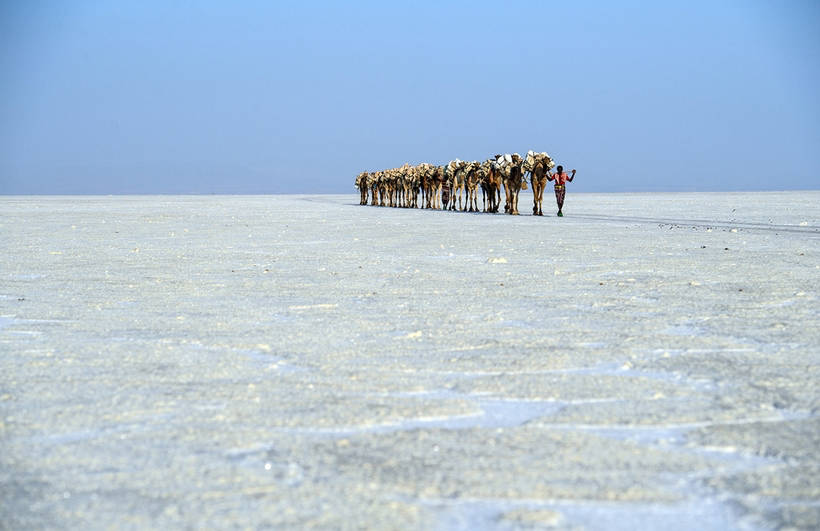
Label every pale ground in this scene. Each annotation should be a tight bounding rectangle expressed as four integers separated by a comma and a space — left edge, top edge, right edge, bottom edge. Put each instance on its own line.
1, 192, 818, 530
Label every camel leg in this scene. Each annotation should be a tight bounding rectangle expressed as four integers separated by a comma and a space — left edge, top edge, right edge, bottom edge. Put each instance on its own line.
504, 184, 511, 214
532, 181, 539, 214
532, 181, 540, 215
534, 184, 540, 215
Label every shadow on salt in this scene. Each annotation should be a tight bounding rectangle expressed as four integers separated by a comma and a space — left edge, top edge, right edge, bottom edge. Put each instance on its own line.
1, 315, 74, 331
494, 319, 535, 329
394, 398, 564, 432
239, 349, 310, 374
281, 393, 564, 437
424, 494, 741, 531
663, 324, 707, 336
35, 415, 173, 446
537, 411, 807, 470
0, 315, 18, 330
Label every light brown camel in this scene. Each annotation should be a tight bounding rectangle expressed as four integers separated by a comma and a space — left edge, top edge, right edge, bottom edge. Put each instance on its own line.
399, 164, 413, 208
368, 172, 379, 206
499, 154, 526, 215
522, 151, 555, 215
377, 171, 389, 206
448, 160, 467, 211
530, 161, 552, 216
464, 161, 482, 212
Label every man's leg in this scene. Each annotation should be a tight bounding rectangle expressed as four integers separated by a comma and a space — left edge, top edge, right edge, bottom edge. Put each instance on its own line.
555, 186, 565, 216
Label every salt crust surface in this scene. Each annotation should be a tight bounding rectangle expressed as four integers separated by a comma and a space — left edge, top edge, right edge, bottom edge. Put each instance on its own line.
1, 192, 818, 529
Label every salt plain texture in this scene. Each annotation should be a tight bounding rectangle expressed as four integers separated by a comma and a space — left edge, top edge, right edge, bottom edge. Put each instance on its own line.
1, 192, 819, 530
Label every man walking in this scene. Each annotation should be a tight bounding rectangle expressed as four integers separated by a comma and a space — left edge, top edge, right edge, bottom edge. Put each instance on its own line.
547, 165, 576, 216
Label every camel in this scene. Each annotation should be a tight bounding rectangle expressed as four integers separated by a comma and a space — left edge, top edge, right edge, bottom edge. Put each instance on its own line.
413, 166, 423, 208
522, 151, 555, 216
383, 170, 394, 207
447, 160, 467, 211
529, 160, 553, 216
480, 160, 501, 213
399, 164, 414, 208
464, 161, 482, 212
377, 171, 390, 206
443, 161, 454, 210
416, 164, 433, 209
529, 162, 547, 215
392, 170, 401, 208
408, 168, 420, 208
355, 172, 369, 205
367, 172, 379, 206
496, 153, 526, 215
392, 168, 406, 208
429, 165, 445, 209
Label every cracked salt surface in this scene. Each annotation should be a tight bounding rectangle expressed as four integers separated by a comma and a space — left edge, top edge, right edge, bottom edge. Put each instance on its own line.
1, 193, 818, 530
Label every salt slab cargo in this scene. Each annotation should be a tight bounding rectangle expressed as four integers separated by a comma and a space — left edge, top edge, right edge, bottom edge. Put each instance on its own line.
1, 192, 819, 530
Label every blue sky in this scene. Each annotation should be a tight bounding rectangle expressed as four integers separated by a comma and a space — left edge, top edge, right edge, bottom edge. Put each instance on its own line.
1, 1, 818, 194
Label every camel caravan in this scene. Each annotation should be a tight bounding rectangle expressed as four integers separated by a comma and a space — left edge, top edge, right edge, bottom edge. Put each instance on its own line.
355, 151, 557, 216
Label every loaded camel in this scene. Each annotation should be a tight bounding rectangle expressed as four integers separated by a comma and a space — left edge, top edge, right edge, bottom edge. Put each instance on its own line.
523, 150, 556, 216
